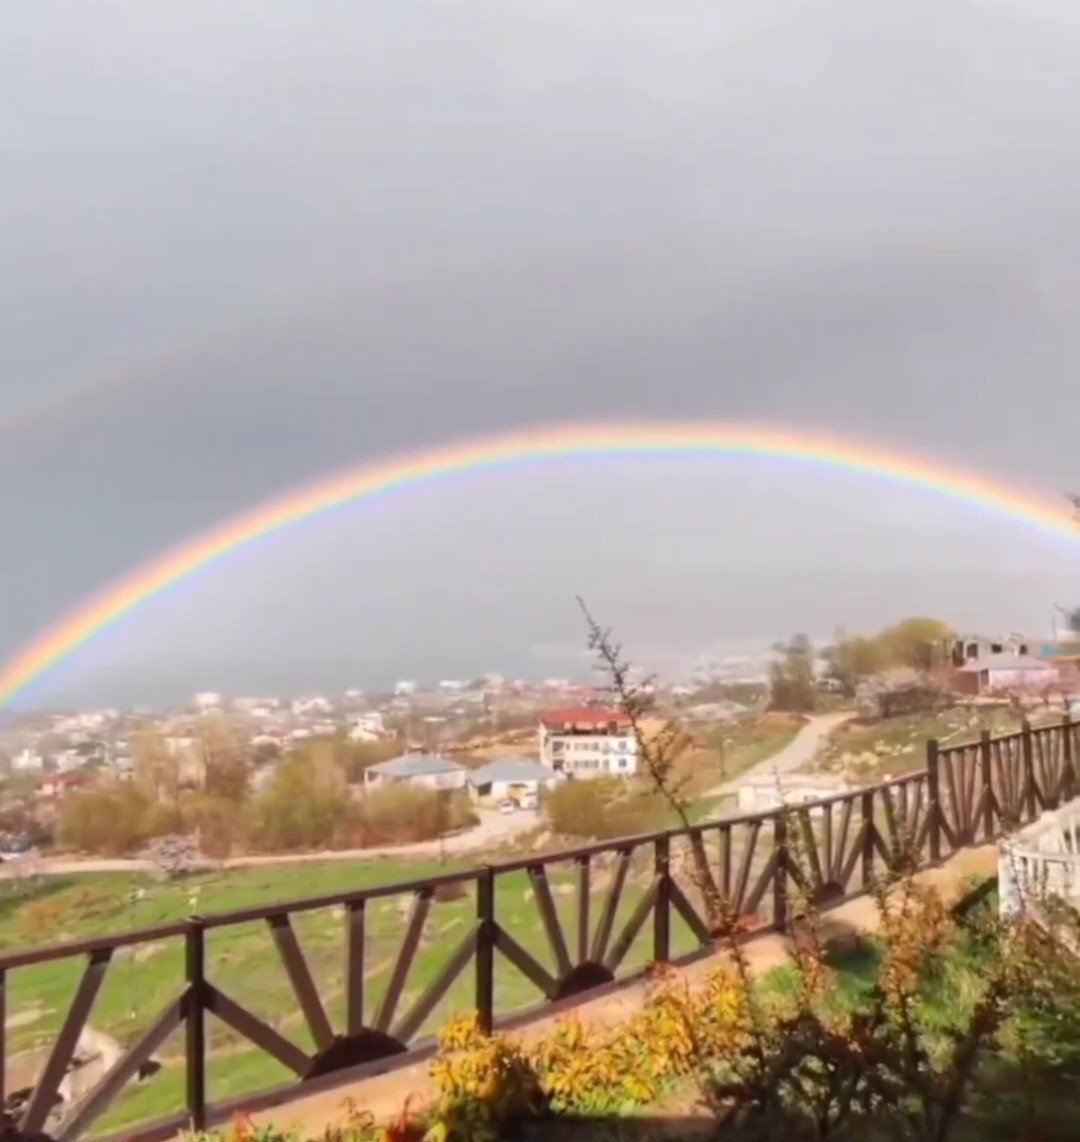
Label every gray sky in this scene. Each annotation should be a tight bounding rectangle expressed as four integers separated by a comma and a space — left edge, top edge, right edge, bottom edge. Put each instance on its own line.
3, 1, 1080, 707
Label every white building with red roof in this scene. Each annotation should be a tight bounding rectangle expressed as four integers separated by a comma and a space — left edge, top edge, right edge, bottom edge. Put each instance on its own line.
538, 706, 638, 778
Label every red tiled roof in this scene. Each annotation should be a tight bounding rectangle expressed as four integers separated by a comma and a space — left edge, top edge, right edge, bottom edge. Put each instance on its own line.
539, 707, 629, 728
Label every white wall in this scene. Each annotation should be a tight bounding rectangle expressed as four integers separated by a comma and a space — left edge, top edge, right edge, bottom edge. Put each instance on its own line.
737, 780, 848, 814
986, 667, 1057, 691
540, 732, 638, 777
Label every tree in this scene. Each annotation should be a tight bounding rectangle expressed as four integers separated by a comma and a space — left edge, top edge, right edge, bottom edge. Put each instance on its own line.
823, 617, 954, 695
1066, 606, 1080, 637
247, 756, 348, 852
579, 598, 727, 932
769, 634, 817, 712
822, 629, 884, 697
197, 713, 251, 802
131, 723, 179, 802
58, 782, 158, 855
875, 616, 954, 671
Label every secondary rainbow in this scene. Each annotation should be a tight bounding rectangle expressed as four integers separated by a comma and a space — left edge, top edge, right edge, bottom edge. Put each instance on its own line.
2, 420, 1076, 708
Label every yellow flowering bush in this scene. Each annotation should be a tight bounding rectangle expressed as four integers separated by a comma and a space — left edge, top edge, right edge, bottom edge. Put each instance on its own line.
422, 962, 755, 1139
424, 1015, 546, 1142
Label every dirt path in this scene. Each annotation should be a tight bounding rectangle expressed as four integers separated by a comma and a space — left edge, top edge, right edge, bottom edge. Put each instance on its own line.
700, 711, 853, 801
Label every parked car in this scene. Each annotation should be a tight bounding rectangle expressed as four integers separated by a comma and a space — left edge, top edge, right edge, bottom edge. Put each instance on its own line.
498, 799, 517, 815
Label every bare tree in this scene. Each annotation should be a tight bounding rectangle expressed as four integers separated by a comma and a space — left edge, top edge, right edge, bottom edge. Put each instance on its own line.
578, 598, 731, 932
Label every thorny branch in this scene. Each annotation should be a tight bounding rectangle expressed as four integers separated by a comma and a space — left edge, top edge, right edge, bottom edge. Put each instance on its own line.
578, 596, 729, 933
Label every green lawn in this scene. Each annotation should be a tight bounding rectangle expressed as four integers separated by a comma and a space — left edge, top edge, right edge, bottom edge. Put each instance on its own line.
1, 843, 715, 1137
0, 714, 810, 1137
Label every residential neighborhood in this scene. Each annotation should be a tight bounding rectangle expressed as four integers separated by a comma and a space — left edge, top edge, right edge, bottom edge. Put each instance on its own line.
1, 626, 1079, 860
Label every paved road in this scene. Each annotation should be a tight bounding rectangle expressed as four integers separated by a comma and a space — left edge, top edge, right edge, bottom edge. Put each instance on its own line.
1, 716, 848, 880
700, 711, 854, 801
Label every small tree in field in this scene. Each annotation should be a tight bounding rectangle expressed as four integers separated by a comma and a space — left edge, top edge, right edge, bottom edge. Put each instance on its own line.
769, 634, 817, 712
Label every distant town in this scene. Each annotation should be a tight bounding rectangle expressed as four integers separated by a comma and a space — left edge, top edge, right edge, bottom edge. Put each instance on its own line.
0, 623, 1077, 861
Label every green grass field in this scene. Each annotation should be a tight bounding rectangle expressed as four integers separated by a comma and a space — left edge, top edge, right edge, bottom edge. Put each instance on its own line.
1, 844, 716, 1137
0, 713, 807, 1136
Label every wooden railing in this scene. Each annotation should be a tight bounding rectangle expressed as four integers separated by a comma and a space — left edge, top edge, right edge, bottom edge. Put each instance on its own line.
1, 715, 1076, 1142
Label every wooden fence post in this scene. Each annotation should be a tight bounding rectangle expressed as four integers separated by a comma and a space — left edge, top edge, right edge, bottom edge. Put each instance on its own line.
185, 917, 207, 1132
926, 739, 942, 862
475, 868, 495, 1034
653, 834, 671, 964
979, 730, 994, 840
773, 811, 789, 931
860, 791, 875, 887
1021, 720, 1036, 821
0, 967, 7, 1120
1063, 711, 1075, 802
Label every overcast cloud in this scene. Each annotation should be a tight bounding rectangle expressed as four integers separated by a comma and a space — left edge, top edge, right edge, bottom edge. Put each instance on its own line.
2, 1, 1079, 707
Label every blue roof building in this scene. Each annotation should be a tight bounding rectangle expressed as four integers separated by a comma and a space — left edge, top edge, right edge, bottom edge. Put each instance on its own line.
467, 757, 556, 799
363, 752, 467, 790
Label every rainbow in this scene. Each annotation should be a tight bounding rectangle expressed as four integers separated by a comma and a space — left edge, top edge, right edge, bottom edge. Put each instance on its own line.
1, 420, 1076, 709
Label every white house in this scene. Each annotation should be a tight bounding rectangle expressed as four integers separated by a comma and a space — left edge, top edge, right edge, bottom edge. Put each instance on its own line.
363, 753, 468, 792
736, 773, 850, 815
348, 712, 387, 743
12, 749, 44, 773
468, 757, 560, 803
954, 653, 1059, 696
234, 697, 280, 718
292, 695, 332, 717
54, 749, 85, 774
194, 692, 222, 711
538, 707, 638, 778
394, 680, 418, 697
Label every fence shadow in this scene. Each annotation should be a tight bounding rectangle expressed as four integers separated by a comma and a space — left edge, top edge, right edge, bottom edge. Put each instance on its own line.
515, 1115, 711, 1140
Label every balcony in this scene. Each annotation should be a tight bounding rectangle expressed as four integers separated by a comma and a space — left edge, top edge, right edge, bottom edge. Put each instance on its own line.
999, 798, 1080, 920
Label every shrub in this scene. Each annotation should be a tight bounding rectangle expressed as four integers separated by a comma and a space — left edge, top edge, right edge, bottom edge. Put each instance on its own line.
341, 787, 477, 848
246, 757, 348, 852
140, 834, 200, 879
58, 783, 163, 855
183, 793, 246, 858
544, 777, 664, 839
412, 869, 1080, 1142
